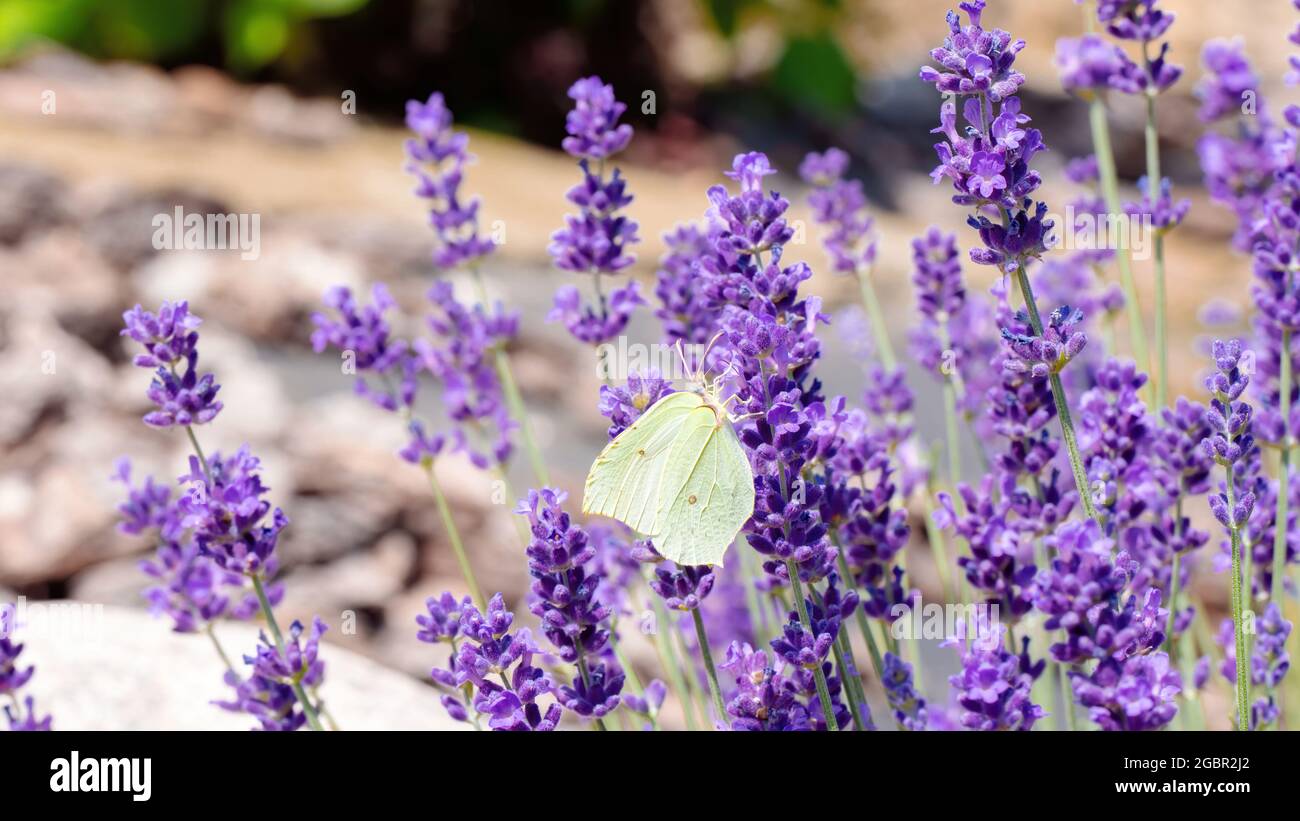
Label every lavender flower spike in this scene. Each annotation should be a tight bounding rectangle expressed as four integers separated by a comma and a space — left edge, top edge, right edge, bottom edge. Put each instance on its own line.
1, 605, 52, 731
548, 75, 642, 347
1202, 339, 1255, 730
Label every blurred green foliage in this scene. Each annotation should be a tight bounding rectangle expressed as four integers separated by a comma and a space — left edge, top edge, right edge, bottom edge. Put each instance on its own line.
702, 0, 858, 120
0, 0, 368, 70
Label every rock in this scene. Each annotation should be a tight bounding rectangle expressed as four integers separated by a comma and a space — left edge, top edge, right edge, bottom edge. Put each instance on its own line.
0, 306, 117, 450
18, 603, 463, 730
276, 531, 418, 650
0, 164, 68, 244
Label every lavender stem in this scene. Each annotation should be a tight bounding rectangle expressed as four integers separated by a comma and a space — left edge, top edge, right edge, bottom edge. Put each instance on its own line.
835, 549, 885, 680
1143, 81, 1170, 410
1272, 329, 1293, 603
635, 587, 700, 730
179, 421, 323, 731
469, 268, 552, 487
1011, 262, 1103, 525
1225, 469, 1251, 730
785, 560, 839, 730
857, 270, 897, 370
252, 573, 325, 732
423, 462, 486, 611
690, 608, 728, 728
1088, 95, 1154, 403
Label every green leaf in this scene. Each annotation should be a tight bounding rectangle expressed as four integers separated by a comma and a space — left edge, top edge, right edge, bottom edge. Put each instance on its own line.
285, 0, 369, 19
771, 31, 858, 119
224, 0, 290, 72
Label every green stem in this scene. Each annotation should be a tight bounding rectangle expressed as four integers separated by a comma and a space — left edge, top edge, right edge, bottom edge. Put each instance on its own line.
423, 461, 485, 610
1062, 667, 1078, 732
668, 610, 709, 724
469, 268, 552, 487
786, 560, 839, 730
738, 545, 770, 645
179, 423, 322, 731
1143, 88, 1170, 410
1273, 330, 1293, 603
830, 632, 869, 731
205, 623, 235, 674
1012, 262, 1102, 525
1089, 95, 1153, 399
1164, 490, 1184, 655
691, 608, 728, 727
637, 589, 698, 731
184, 425, 213, 486
835, 550, 885, 680
253, 574, 325, 732
493, 347, 550, 486
574, 655, 608, 732
610, 623, 658, 731
1227, 470, 1251, 730
857, 270, 897, 370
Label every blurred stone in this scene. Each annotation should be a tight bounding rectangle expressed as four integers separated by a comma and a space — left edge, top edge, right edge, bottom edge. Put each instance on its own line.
68, 555, 147, 609
19, 603, 462, 730
0, 164, 68, 244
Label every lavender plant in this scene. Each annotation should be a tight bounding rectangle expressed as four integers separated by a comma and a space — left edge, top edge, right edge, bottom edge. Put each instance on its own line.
110, 0, 1300, 734
120, 301, 329, 731
0, 605, 52, 731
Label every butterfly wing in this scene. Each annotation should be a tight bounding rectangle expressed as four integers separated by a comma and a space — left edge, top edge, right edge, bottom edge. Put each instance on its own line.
651, 411, 755, 567
582, 391, 705, 536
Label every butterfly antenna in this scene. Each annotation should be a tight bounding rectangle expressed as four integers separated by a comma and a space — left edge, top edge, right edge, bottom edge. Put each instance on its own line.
673, 340, 693, 385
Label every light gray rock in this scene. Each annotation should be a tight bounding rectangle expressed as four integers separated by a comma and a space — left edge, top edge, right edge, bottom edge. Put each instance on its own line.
18, 602, 463, 730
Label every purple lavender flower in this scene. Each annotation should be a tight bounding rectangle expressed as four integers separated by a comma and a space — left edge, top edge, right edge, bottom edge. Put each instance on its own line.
122, 302, 225, 428
311, 284, 415, 413
1202, 340, 1257, 530
1000, 305, 1088, 379
216, 672, 305, 732
561, 76, 634, 160
416, 281, 518, 469
947, 626, 1044, 731
549, 76, 641, 347
404, 93, 496, 269
720, 641, 810, 731
0, 606, 37, 702
424, 593, 561, 731
516, 488, 623, 722
597, 369, 674, 438
177, 446, 288, 578
416, 592, 471, 645
548, 281, 644, 347
1096, 0, 1174, 42
121, 301, 201, 368
621, 679, 667, 728
654, 224, 718, 345
800, 147, 878, 276
1072, 652, 1180, 731
919, 1, 1026, 101
5, 695, 52, 732
1252, 603, 1292, 691
882, 652, 928, 731
1055, 35, 1126, 93
647, 559, 717, 612
217, 619, 327, 732
557, 661, 624, 719
247, 617, 327, 690
1197, 39, 1261, 124
114, 459, 274, 632
0, 634, 42, 730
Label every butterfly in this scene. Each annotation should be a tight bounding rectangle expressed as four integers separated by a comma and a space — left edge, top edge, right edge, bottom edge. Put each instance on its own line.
582, 345, 755, 567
